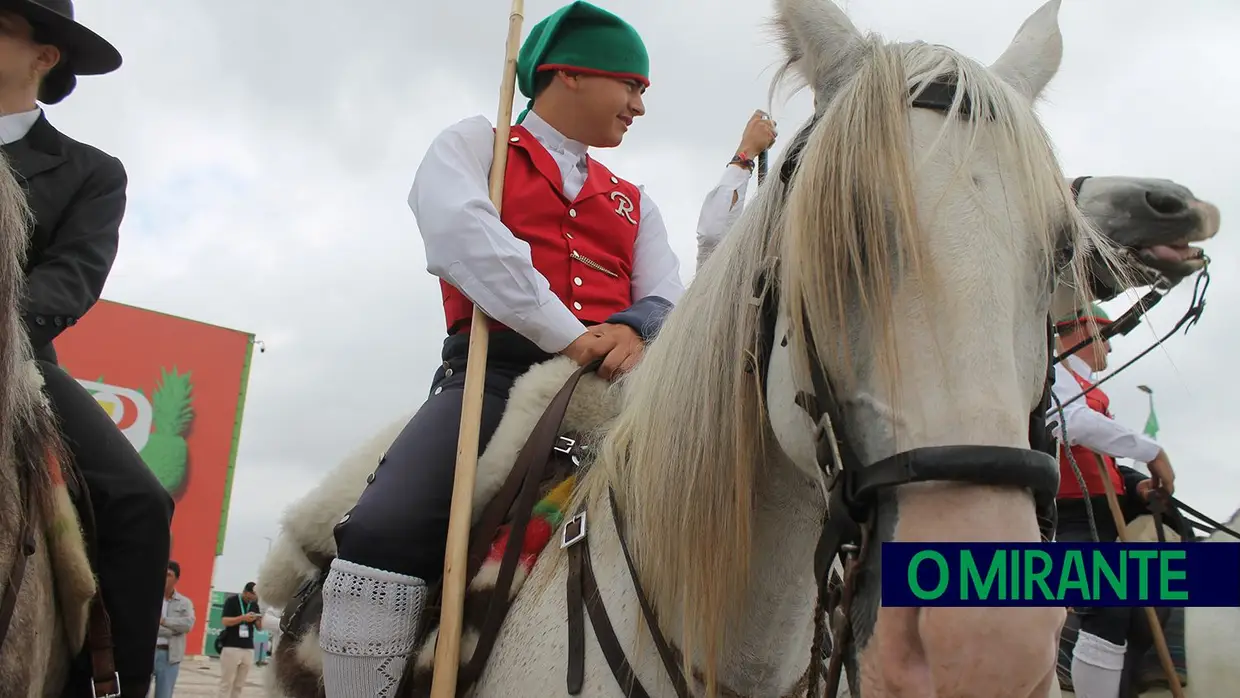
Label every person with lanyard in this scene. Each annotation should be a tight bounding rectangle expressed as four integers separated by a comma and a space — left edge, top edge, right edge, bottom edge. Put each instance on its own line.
1046, 303, 1179, 698
0, 2, 174, 697
317, 2, 766, 695
216, 582, 263, 698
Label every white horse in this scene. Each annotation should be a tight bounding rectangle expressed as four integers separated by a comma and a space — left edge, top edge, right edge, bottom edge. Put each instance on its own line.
0, 152, 98, 693
1181, 506, 1240, 697
256, 178, 1221, 625
263, 0, 1137, 696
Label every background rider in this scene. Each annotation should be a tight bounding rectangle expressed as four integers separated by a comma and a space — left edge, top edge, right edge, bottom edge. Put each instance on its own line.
1047, 303, 1178, 698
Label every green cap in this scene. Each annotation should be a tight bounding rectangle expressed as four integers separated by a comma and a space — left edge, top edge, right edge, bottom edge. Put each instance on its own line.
514, 1, 650, 123
1055, 303, 1111, 330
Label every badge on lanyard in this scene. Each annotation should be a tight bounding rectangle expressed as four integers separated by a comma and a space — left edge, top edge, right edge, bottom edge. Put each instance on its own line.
239, 601, 252, 638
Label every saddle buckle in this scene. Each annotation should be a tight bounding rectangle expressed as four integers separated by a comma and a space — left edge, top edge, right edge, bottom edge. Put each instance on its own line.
561, 512, 588, 549
555, 435, 586, 468
91, 673, 121, 698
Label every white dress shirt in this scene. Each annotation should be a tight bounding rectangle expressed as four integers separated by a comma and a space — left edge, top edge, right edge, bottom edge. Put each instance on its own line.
410, 110, 740, 354
0, 107, 40, 145
695, 164, 752, 270
1045, 354, 1161, 464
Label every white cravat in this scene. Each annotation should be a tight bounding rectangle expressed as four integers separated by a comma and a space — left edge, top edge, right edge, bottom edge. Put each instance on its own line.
0, 107, 40, 145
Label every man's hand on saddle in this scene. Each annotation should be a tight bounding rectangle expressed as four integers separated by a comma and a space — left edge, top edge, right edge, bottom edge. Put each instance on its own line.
1137, 449, 1176, 498
561, 324, 644, 381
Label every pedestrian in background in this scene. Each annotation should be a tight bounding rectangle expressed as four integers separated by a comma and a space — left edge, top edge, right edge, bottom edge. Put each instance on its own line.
216, 582, 263, 698
153, 561, 194, 698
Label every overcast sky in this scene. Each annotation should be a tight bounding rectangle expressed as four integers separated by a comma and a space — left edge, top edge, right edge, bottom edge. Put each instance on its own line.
54, 0, 1238, 594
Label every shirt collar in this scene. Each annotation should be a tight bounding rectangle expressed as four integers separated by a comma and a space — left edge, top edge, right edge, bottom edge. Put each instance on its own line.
521, 109, 589, 161
0, 107, 41, 146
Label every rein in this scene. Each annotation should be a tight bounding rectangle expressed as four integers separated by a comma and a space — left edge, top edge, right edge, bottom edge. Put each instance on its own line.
1057, 263, 1210, 408
1164, 496, 1240, 541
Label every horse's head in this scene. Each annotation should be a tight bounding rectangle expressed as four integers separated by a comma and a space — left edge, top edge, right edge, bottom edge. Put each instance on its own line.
1072, 176, 1220, 297
759, 0, 1116, 693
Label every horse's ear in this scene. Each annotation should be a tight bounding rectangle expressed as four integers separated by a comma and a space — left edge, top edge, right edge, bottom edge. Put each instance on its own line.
773, 0, 861, 87
989, 0, 1064, 100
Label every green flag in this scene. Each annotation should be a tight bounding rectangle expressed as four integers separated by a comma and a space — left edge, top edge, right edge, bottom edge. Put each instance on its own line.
1143, 394, 1159, 439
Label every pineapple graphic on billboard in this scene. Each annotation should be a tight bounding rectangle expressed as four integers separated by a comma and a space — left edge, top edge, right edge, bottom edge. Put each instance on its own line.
53, 299, 256, 656
81, 367, 197, 494
139, 367, 195, 494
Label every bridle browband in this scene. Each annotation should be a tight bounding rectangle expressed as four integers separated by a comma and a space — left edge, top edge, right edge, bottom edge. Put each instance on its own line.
749, 75, 1063, 698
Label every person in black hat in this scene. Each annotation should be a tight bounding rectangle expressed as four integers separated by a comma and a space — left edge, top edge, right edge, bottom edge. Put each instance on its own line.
0, 2, 174, 697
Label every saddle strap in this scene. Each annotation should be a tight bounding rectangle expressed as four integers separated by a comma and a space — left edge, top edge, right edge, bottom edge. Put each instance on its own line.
86, 594, 119, 697
465, 359, 600, 582
565, 488, 692, 698
607, 488, 692, 698
0, 475, 35, 651
566, 514, 655, 698
456, 359, 605, 692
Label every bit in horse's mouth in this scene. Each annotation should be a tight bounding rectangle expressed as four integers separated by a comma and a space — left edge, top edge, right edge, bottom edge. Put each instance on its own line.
1139, 243, 1206, 264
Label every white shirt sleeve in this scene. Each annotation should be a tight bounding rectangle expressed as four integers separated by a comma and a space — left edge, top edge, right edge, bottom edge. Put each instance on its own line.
695, 165, 752, 271
630, 187, 686, 304
1045, 362, 1162, 463
409, 115, 587, 354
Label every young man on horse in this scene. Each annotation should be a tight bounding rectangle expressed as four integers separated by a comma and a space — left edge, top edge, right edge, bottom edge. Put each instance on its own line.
0, 2, 175, 696
318, 2, 758, 694
1048, 303, 1178, 698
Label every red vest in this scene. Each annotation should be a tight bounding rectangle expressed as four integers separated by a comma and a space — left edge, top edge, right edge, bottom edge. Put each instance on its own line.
1056, 367, 1124, 499
440, 125, 639, 335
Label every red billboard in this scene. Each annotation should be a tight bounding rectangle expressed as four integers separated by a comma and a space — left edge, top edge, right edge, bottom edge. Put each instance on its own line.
53, 299, 256, 654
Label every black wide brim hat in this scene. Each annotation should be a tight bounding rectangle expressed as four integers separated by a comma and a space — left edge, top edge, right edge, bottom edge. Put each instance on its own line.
1, 0, 121, 76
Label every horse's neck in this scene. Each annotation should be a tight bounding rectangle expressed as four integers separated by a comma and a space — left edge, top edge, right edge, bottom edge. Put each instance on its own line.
704, 452, 826, 694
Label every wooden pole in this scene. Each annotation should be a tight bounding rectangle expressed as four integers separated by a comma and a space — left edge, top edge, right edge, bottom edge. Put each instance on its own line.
1092, 456, 1186, 698
429, 2, 525, 696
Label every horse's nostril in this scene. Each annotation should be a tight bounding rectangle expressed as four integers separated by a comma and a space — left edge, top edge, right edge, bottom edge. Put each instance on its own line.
1145, 190, 1189, 216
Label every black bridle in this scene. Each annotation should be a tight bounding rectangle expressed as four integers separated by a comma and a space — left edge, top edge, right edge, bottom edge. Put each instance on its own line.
1054, 265, 1210, 409
749, 76, 1063, 698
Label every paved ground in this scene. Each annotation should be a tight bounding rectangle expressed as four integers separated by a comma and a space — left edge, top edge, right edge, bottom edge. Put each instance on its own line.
162, 655, 1179, 697
169, 656, 269, 697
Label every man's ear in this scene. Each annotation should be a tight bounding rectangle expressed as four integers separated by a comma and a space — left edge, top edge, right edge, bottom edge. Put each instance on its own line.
552, 70, 577, 91
35, 44, 60, 74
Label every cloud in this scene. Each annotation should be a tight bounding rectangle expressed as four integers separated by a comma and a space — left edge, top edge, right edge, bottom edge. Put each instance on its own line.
51, 0, 1238, 593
